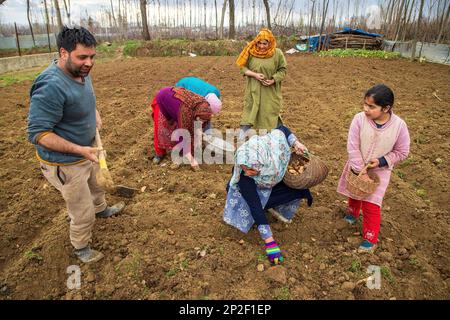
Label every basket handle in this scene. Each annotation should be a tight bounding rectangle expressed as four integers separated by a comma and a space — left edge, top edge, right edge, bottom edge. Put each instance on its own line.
357, 163, 371, 177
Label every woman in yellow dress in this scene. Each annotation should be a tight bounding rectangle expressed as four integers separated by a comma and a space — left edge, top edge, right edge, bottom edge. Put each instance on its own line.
236, 28, 287, 136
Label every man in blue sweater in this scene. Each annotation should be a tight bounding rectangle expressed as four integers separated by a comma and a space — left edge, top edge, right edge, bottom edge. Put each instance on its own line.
27, 26, 124, 263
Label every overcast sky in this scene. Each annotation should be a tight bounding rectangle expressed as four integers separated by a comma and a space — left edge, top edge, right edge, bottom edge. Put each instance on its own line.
0, 0, 110, 25
0, 0, 436, 28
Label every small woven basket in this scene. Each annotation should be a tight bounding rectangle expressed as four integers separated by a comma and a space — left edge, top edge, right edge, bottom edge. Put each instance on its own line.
345, 164, 380, 200
283, 153, 329, 189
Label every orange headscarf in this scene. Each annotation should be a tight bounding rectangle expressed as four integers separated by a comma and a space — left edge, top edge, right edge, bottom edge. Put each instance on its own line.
236, 28, 277, 67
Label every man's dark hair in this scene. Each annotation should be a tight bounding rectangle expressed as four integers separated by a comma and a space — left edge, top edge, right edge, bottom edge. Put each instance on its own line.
365, 84, 394, 109
57, 26, 97, 53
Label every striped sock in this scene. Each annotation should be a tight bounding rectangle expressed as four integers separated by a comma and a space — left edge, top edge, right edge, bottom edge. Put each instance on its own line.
265, 241, 284, 265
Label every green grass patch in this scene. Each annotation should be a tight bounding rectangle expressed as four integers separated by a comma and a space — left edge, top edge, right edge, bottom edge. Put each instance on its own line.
398, 157, 416, 168
24, 250, 43, 262
0, 71, 41, 87
180, 258, 189, 269
275, 286, 291, 300
412, 181, 422, 189
409, 257, 419, 266
416, 188, 427, 199
114, 250, 142, 280
395, 170, 406, 180
165, 267, 178, 278
414, 134, 428, 145
318, 49, 402, 59
257, 253, 266, 263
123, 40, 144, 56
168, 257, 192, 277
87, 36, 301, 58
147, 39, 245, 56
349, 260, 362, 273
380, 266, 394, 283
116, 37, 298, 57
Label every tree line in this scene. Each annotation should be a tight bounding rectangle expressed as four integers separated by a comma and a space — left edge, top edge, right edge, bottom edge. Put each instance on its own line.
0, 0, 448, 45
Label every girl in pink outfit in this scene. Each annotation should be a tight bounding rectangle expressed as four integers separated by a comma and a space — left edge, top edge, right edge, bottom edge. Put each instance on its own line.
337, 84, 410, 252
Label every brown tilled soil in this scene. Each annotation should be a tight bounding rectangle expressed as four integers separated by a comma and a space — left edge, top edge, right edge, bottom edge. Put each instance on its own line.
0, 54, 449, 300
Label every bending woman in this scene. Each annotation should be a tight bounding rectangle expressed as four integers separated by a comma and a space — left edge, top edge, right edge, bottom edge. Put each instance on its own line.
151, 82, 221, 165
151, 87, 217, 169
223, 125, 313, 265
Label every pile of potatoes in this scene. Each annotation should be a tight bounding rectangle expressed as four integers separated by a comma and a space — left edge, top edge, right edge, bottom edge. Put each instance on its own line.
287, 157, 308, 175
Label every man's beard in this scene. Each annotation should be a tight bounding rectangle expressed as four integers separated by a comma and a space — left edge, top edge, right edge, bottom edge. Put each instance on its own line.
66, 56, 91, 78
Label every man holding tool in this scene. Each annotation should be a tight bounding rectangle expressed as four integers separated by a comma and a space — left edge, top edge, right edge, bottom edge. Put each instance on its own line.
27, 26, 124, 263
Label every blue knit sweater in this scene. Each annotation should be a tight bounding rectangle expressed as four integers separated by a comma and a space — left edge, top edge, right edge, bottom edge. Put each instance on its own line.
28, 61, 97, 164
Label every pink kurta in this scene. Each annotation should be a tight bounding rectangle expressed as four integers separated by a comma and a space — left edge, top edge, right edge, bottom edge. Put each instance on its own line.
337, 112, 410, 206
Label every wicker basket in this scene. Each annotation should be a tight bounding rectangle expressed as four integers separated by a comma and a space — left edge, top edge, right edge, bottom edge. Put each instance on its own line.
345, 164, 380, 200
283, 153, 329, 189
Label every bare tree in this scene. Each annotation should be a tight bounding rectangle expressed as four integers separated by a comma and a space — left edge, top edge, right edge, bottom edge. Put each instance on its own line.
62, 0, 71, 25
252, 0, 256, 34
285, 0, 296, 27
204, 0, 207, 38
193, 0, 197, 30
262, 0, 271, 29
240, 0, 244, 29
50, 0, 55, 29
109, 0, 117, 30
411, 0, 425, 60
402, 0, 416, 41
347, 0, 353, 28
381, 0, 391, 35
274, 0, 282, 26
436, 2, 449, 43
53, 0, 63, 32
43, 0, 52, 52
219, 0, 227, 39
119, 0, 129, 38
140, 0, 150, 40
385, 0, 395, 36
393, 0, 406, 42
308, 0, 316, 45
318, 0, 329, 51
165, 0, 169, 27
399, 0, 411, 37
189, 0, 192, 28
26, 0, 36, 46
157, 0, 161, 26
7, 0, 445, 43
214, 0, 218, 38
229, 0, 235, 39
118, 0, 123, 35
135, 0, 141, 30
331, 0, 337, 29
174, 0, 178, 27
